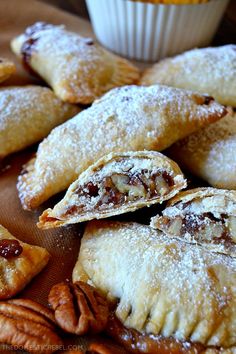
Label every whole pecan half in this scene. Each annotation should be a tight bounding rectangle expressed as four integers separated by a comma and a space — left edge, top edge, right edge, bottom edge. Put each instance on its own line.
48, 281, 109, 335
0, 298, 63, 353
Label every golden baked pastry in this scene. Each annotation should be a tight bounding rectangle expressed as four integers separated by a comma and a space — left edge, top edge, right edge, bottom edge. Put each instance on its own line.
38, 151, 187, 228
167, 112, 236, 189
73, 221, 236, 352
151, 187, 236, 256
140, 45, 236, 107
11, 22, 139, 104
0, 58, 16, 83
0, 224, 50, 299
0, 85, 79, 159
17, 85, 227, 210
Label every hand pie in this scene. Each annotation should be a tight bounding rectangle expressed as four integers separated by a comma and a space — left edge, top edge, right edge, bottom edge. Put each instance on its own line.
73, 221, 236, 352
0, 224, 50, 299
11, 22, 139, 104
140, 45, 236, 107
0, 58, 16, 83
167, 112, 236, 190
17, 85, 227, 210
0, 85, 79, 159
151, 187, 236, 257
38, 151, 187, 228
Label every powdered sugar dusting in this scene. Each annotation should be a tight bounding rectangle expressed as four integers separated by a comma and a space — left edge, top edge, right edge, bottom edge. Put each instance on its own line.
77, 221, 236, 347
17, 84, 226, 208
14, 23, 139, 103
169, 113, 236, 189
0, 86, 79, 159
141, 45, 236, 106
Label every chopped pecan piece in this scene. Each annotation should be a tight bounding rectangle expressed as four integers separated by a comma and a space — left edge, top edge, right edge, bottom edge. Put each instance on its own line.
0, 298, 62, 353
48, 281, 109, 335
87, 342, 126, 354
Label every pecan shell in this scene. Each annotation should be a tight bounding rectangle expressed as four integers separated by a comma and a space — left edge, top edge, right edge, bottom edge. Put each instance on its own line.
0, 298, 62, 353
48, 281, 109, 335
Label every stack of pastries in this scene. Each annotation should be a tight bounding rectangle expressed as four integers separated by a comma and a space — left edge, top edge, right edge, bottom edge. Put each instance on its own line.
0, 21, 235, 353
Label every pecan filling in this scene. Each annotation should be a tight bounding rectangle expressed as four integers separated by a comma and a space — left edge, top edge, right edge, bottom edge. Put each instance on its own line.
65, 170, 174, 216
162, 213, 236, 249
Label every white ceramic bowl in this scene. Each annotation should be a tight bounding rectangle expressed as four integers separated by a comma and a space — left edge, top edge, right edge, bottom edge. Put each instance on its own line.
86, 0, 230, 62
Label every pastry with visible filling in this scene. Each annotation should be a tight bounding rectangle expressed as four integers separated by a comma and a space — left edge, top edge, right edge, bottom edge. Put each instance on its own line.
73, 221, 236, 353
11, 22, 139, 104
140, 45, 236, 106
151, 187, 236, 257
0, 224, 50, 299
16, 85, 227, 210
38, 151, 186, 228
0, 58, 16, 83
167, 112, 236, 190
0, 85, 79, 159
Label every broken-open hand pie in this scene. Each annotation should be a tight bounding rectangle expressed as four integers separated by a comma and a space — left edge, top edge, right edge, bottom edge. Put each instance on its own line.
167, 112, 236, 190
73, 221, 236, 353
17, 85, 227, 210
151, 187, 236, 257
38, 151, 187, 228
0, 58, 16, 83
0, 85, 79, 160
140, 45, 236, 107
0, 224, 50, 299
11, 22, 139, 104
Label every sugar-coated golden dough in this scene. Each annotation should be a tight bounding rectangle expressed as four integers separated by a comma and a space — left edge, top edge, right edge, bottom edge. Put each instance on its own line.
167, 113, 236, 190
0, 85, 79, 159
0, 224, 50, 299
141, 45, 236, 107
17, 85, 227, 210
11, 22, 140, 104
73, 220, 236, 350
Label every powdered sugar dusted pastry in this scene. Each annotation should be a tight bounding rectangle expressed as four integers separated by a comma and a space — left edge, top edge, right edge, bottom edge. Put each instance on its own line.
73, 221, 236, 352
0, 85, 79, 159
140, 45, 236, 107
17, 85, 227, 210
0, 224, 50, 299
168, 113, 236, 190
38, 151, 186, 228
0, 58, 16, 83
11, 22, 139, 104
151, 187, 236, 257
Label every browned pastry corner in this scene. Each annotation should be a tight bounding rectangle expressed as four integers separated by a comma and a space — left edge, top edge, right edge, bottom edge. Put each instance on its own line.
0, 298, 62, 353
87, 342, 126, 354
0, 57, 16, 83
48, 281, 109, 335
